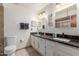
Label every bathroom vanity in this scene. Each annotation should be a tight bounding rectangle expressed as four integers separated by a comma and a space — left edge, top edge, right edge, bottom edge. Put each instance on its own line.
30, 32, 79, 56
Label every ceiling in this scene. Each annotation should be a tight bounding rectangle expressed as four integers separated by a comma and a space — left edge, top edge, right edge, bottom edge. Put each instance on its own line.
14, 3, 49, 13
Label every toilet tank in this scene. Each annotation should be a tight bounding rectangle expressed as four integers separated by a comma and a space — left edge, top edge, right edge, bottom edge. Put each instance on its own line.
5, 36, 17, 46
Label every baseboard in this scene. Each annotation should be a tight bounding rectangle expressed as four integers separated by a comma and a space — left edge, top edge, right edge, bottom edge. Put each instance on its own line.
16, 45, 32, 52
31, 46, 42, 56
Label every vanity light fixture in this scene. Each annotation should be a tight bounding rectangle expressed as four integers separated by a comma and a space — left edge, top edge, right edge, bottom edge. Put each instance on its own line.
56, 3, 65, 8
56, 3, 60, 8
38, 14, 42, 19
56, 3, 61, 8
43, 12, 47, 18
38, 11, 47, 19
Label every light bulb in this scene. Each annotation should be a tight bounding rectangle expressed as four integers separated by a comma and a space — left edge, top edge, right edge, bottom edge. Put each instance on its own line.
56, 4, 60, 8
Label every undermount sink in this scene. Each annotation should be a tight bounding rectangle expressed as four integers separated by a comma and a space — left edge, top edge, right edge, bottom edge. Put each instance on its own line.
53, 38, 71, 43
36, 34, 40, 36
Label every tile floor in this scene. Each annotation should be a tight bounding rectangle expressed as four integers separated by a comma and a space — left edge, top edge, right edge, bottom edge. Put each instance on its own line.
15, 47, 41, 56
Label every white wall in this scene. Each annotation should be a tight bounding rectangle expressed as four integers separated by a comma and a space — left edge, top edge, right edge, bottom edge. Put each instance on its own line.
38, 4, 56, 33
30, 14, 38, 32
4, 4, 31, 49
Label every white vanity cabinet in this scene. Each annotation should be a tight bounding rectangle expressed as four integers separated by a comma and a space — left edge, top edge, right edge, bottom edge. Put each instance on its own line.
45, 40, 56, 56
37, 37, 41, 52
31, 35, 39, 50
34, 36, 39, 50
31, 35, 46, 56
55, 42, 79, 56
54, 49, 71, 56
38, 38, 46, 56
31, 35, 79, 56
31, 35, 35, 48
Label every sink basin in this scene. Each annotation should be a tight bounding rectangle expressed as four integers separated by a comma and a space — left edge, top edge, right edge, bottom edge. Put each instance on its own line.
53, 38, 71, 43
35, 33, 41, 36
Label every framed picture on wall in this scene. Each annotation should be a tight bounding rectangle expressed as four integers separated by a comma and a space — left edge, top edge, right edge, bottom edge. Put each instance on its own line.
48, 13, 53, 27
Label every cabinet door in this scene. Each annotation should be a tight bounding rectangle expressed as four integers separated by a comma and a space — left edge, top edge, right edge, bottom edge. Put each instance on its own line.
55, 42, 71, 56
55, 42, 79, 56
55, 48, 72, 56
31, 35, 35, 48
37, 37, 41, 53
30, 35, 32, 46
34, 36, 39, 50
39, 38, 45, 56
46, 40, 55, 56
46, 46, 54, 56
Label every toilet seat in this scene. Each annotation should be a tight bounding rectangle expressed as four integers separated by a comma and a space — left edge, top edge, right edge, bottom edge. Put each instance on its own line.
4, 45, 16, 54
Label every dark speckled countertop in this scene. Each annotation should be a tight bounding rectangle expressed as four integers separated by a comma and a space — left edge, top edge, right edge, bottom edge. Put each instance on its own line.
31, 33, 79, 48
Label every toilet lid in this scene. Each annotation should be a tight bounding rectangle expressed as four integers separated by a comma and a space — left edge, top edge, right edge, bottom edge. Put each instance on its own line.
5, 45, 16, 51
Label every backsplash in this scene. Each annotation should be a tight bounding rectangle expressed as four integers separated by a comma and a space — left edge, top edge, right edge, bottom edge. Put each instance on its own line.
57, 34, 79, 40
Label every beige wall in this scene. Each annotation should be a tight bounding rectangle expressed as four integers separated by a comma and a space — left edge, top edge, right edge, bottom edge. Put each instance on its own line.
0, 6, 4, 55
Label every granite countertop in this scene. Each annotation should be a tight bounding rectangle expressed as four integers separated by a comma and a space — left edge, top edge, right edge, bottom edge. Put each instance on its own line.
31, 33, 79, 48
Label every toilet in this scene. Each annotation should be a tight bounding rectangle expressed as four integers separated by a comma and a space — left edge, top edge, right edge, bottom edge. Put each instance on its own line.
4, 36, 17, 56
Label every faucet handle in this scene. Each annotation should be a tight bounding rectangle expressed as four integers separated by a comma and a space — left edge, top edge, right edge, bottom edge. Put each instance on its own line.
62, 33, 65, 38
